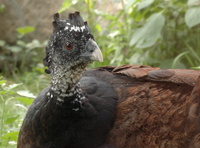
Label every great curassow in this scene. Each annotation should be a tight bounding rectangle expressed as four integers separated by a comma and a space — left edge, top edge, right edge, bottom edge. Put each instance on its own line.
17, 11, 200, 148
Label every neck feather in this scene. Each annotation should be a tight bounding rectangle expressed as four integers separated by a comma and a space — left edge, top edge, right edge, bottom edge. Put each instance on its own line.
47, 65, 86, 106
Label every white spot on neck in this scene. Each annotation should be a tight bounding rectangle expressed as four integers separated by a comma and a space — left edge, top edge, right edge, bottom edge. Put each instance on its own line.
72, 108, 79, 111
57, 97, 64, 102
49, 61, 87, 106
64, 26, 69, 30
50, 94, 53, 98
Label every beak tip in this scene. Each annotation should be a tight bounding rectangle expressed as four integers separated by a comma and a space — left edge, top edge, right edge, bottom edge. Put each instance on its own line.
91, 47, 103, 62
99, 56, 103, 62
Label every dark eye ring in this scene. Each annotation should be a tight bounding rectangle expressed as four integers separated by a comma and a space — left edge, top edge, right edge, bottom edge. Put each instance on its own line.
65, 42, 73, 50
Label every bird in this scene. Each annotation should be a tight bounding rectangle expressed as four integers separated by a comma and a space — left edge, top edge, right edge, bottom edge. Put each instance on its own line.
17, 11, 200, 148
17, 11, 117, 148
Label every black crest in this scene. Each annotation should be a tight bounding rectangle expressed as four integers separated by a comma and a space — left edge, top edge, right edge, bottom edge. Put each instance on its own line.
52, 11, 91, 34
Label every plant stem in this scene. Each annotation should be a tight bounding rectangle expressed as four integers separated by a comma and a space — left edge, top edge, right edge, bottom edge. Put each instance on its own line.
120, 0, 129, 33
0, 95, 5, 146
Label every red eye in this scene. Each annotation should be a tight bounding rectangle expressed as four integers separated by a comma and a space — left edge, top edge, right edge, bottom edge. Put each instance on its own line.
65, 42, 73, 50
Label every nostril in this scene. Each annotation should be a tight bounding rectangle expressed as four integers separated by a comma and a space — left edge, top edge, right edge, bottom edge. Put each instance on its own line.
89, 48, 94, 53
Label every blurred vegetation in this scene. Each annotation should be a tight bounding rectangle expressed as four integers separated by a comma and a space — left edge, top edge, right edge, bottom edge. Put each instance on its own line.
0, 0, 200, 147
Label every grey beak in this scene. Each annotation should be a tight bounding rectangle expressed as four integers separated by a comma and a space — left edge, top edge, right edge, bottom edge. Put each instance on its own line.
81, 39, 103, 62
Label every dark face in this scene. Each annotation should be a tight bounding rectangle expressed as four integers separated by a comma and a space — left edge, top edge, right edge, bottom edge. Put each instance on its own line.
50, 24, 93, 67
44, 12, 103, 74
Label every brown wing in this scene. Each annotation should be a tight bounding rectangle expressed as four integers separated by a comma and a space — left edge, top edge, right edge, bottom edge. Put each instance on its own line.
89, 65, 200, 148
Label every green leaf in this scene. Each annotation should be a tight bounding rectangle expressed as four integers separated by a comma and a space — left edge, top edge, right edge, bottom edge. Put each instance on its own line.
185, 6, 200, 28
126, 0, 138, 9
4, 115, 20, 124
16, 26, 35, 35
17, 90, 36, 98
0, 91, 7, 95
26, 39, 42, 49
2, 131, 19, 141
130, 11, 165, 48
5, 83, 22, 91
191, 66, 200, 70
137, 0, 154, 11
108, 30, 120, 38
17, 40, 26, 47
0, 40, 5, 47
95, 24, 102, 32
187, 0, 200, 5
186, 43, 200, 62
15, 97, 34, 105
14, 103, 28, 111
8, 46, 22, 53
57, 0, 78, 13
0, 80, 6, 85
85, 0, 94, 9
172, 61, 186, 69
159, 59, 174, 69
172, 51, 188, 69
0, 4, 5, 12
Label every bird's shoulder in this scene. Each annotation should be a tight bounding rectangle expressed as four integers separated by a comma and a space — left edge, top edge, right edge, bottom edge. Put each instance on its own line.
93, 65, 200, 148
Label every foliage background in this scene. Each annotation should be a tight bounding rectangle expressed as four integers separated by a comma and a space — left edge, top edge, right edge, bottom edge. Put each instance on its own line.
0, 0, 200, 147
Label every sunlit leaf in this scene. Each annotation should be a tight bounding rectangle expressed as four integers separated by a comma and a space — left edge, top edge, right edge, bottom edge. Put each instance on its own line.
0, 4, 5, 12
185, 6, 200, 28
187, 0, 200, 5
5, 83, 22, 91
108, 31, 120, 38
95, 24, 102, 32
17, 40, 26, 47
0, 40, 5, 47
130, 11, 165, 48
126, 0, 138, 9
0, 80, 6, 85
2, 131, 19, 141
191, 66, 200, 70
58, 0, 72, 13
0, 91, 7, 95
85, 0, 93, 9
8, 46, 22, 53
26, 39, 42, 49
137, 0, 154, 11
5, 115, 20, 124
14, 103, 28, 110
17, 90, 36, 98
15, 97, 34, 105
16, 26, 35, 35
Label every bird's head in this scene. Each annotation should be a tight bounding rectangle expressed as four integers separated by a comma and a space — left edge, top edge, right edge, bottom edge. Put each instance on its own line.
43, 11, 103, 75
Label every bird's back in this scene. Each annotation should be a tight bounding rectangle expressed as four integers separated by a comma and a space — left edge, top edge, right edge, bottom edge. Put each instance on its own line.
90, 65, 200, 148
